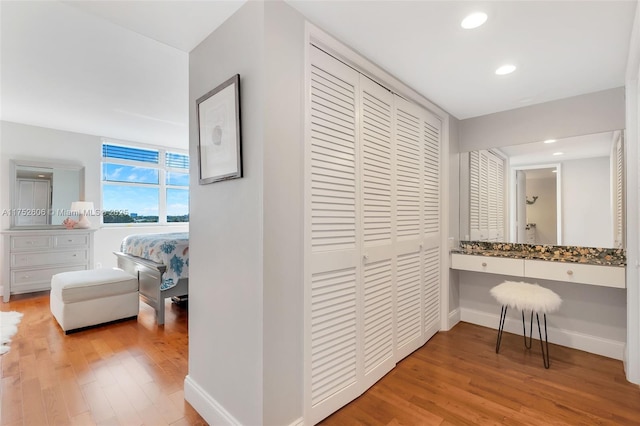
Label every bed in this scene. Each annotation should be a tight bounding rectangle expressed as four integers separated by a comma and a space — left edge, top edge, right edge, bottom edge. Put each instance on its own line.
113, 232, 189, 325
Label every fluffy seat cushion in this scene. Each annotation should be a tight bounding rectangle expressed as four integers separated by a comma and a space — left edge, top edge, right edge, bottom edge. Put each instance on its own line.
490, 281, 562, 313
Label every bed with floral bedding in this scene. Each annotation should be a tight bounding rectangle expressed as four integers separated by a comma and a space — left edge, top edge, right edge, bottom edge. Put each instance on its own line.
114, 232, 189, 325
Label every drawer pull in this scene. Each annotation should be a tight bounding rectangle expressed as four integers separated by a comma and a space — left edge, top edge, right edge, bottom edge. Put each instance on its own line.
482, 262, 487, 267
72, 254, 77, 257
68, 239, 73, 242
26, 241, 33, 245
567, 270, 574, 275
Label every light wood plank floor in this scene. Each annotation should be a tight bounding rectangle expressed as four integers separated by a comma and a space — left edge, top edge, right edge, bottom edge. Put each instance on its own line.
1, 291, 206, 426
4, 292, 640, 425
321, 322, 640, 425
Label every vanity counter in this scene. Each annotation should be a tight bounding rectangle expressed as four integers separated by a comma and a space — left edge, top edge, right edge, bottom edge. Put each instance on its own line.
451, 242, 626, 289
453, 241, 625, 267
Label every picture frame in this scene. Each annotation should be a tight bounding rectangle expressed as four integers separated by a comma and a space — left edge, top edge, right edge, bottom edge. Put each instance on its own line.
196, 74, 242, 184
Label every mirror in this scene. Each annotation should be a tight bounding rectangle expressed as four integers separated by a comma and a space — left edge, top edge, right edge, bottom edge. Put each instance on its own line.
460, 130, 624, 249
10, 160, 85, 228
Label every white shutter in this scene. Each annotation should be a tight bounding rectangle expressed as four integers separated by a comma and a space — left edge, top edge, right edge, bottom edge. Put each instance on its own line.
469, 151, 480, 238
306, 46, 361, 423
393, 96, 424, 360
422, 113, 441, 341
359, 77, 395, 387
614, 135, 624, 248
423, 247, 440, 338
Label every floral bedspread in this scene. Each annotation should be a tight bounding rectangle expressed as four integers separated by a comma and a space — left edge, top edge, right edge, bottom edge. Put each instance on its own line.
121, 232, 189, 291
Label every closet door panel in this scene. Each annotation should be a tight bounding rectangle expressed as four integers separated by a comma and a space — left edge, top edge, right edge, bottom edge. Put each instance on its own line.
394, 100, 422, 241
359, 77, 395, 387
423, 246, 441, 339
306, 46, 362, 423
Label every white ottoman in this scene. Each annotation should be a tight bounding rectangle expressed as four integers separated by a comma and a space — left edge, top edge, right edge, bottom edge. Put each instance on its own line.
50, 268, 139, 334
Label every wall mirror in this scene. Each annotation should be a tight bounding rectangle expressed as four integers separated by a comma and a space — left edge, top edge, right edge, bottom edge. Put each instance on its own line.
10, 159, 85, 228
460, 130, 624, 249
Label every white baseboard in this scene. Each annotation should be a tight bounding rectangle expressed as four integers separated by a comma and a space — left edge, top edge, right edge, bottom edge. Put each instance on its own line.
184, 375, 241, 425
288, 417, 304, 426
460, 307, 625, 360
447, 308, 461, 330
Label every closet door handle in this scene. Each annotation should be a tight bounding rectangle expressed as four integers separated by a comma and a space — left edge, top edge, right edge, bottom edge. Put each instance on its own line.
482, 262, 487, 267
566, 270, 573, 276
363, 254, 369, 262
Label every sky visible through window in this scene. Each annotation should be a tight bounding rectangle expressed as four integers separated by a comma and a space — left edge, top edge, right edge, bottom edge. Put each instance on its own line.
102, 144, 189, 222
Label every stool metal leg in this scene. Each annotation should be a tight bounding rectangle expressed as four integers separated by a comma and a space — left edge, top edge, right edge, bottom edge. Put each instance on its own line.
536, 313, 550, 369
522, 310, 533, 349
496, 305, 508, 353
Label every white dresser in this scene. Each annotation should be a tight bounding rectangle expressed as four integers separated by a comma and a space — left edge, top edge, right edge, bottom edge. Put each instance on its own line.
2, 229, 95, 302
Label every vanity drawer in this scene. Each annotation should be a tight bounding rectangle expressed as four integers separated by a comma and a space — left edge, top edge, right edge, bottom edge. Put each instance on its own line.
11, 250, 88, 268
11, 235, 52, 251
451, 253, 524, 276
54, 234, 89, 248
524, 260, 625, 289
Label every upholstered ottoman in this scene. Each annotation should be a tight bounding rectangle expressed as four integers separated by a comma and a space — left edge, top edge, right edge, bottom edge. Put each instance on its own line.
50, 268, 139, 334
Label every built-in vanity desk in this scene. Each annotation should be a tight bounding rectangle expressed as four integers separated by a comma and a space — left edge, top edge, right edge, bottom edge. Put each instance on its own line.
451, 241, 625, 289
2, 228, 95, 302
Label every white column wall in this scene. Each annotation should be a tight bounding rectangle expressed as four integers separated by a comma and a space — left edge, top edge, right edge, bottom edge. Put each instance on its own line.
185, 2, 265, 425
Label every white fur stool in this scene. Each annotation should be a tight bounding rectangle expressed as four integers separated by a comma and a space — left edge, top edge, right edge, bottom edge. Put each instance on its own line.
490, 281, 562, 368
50, 268, 139, 334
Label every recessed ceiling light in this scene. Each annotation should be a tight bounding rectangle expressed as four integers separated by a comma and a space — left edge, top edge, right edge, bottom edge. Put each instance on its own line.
544, 139, 557, 144
495, 64, 516, 75
552, 152, 563, 156
461, 12, 488, 29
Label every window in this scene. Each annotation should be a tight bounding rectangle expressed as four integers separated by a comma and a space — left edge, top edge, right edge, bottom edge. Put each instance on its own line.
102, 141, 189, 224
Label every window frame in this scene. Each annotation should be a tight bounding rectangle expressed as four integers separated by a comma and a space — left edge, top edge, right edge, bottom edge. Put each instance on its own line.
101, 139, 189, 226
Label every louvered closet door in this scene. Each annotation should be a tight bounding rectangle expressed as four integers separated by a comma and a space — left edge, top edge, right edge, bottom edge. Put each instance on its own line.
306, 46, 362, 423
422, 112, 442, 339
359, 76, 396, 389
393, 95, 425, 361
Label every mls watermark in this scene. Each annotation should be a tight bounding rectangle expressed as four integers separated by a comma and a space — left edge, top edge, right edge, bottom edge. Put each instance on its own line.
1, 208, 129, 217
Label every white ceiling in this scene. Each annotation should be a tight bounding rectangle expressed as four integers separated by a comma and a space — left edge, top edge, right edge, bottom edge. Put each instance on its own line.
1, 1, 636, 149
501, 131, 615, 166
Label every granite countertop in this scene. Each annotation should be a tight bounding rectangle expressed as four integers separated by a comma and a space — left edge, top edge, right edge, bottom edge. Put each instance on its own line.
452, 241, 626, 267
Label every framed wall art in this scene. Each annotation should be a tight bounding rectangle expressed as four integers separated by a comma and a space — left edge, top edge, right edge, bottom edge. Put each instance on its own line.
196, 74, 242, 184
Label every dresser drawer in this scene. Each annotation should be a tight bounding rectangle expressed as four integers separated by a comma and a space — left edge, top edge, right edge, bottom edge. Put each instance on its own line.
11, 235, 52, 251
11, 265, 86, 286
524, 260, 625, 289
451, 253, 524, 276
54, 234, 89, 248
11, 250, 88, 268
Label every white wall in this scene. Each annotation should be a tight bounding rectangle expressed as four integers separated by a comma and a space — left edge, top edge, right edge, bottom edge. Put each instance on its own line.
562, 156, 612, 247
624, 0, 640, 384
263, 2, 305, 425
0, 121, 188, 280
459, 87, 625, 152
186, 2, 265, 425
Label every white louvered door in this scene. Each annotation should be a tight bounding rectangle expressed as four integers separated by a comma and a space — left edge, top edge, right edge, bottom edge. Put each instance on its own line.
359, 77, 396, 389
306, 46, 361, 423
393, 95, 425, 361
423, 113, 442, 338
306, 46, 444, 425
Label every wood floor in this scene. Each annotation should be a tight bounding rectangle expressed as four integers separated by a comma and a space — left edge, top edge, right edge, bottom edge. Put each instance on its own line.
1, 291, 206, 426
3, 293, 640, 426
321, 322, 640, 426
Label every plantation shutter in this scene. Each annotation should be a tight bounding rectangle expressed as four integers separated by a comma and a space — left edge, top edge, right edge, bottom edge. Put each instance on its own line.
393, 95, 424, 361
307, 46, 361, 422
359, 76, 396, 388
